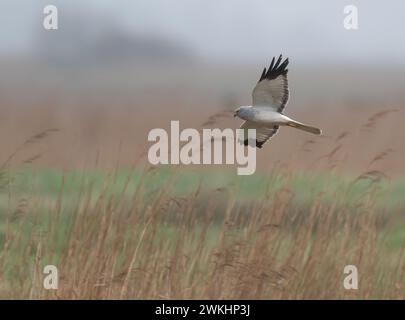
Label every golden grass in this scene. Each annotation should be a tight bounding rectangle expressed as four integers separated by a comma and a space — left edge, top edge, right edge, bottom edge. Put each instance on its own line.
0, 161, 404, 300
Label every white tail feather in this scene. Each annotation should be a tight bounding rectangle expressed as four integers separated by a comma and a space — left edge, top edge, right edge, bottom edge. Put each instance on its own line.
288, 121, 322, 135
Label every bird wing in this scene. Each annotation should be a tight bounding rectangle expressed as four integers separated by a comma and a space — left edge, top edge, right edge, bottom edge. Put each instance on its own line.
238, 121, 279, 149
252, 55, 289, 113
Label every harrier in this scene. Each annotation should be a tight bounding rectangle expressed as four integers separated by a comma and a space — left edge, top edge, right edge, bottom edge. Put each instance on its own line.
234, 55, 322, 148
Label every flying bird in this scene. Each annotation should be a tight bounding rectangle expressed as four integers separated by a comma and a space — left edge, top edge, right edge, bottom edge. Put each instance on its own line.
234, 55, 322, 148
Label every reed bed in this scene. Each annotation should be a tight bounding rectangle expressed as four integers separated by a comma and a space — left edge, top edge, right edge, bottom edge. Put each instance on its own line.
0, 162, 403, 299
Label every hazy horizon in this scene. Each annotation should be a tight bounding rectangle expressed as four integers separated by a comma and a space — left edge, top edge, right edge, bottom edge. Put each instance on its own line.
1, 0, 405, 66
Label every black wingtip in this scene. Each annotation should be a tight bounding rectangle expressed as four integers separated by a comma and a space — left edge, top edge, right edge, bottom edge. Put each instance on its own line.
244, 139, 264, 149
259, 54, 289, 82
260, 68, 266, 81
269, 57, 275, 71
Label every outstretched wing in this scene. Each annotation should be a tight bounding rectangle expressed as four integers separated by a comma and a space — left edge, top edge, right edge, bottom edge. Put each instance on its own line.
252, 55, 289, 113
238, 121, 279, 149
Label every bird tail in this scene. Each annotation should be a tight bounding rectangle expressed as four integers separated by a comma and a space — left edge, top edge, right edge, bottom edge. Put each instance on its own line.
287, 120, 322, 135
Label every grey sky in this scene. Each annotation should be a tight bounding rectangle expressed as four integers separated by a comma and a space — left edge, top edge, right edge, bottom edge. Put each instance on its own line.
1, 0, 404, 64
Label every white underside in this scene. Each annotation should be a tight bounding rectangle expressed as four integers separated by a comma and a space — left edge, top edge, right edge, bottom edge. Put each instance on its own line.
242, 106, 293, 125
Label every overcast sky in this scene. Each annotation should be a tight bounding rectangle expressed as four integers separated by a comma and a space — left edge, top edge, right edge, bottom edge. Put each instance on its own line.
1, 0, 405, 64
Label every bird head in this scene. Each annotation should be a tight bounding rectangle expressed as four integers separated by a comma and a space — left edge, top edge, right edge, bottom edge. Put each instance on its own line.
234, 106, 252, 120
